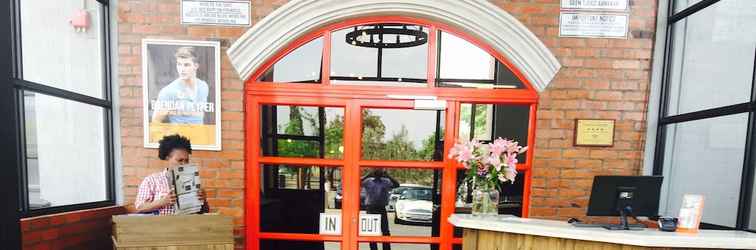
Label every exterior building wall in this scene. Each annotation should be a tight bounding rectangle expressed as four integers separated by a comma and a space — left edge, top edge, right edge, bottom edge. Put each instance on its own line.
117, 0, 657, 247
21, 206, 126, 250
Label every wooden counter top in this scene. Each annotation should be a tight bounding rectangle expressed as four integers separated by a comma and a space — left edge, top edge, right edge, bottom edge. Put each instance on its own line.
449, 214, 756, 249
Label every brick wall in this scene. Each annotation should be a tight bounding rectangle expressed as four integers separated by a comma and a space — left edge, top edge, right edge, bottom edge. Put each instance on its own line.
491, 0, 658, 222
117, 0, 282, 248
21, 206, 126, 250
116, 0, 658, 248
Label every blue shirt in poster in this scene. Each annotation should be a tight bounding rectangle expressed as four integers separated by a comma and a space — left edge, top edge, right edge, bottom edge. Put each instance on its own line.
155, 78, 210, 124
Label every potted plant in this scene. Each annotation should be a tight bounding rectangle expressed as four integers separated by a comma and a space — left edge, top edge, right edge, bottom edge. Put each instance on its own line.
449, 138, 527, 216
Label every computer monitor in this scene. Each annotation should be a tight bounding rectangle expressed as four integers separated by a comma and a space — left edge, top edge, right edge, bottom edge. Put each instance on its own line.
586, 175, 663, 230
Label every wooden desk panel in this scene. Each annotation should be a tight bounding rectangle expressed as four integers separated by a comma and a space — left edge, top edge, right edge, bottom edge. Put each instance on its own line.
463, 229, 712, 250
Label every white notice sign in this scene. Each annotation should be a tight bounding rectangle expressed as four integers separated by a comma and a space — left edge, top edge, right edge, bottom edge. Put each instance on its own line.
559, 13, 628, 38
561, 0, 628, 11
319, 213, 341, 235
181, 0, 251, 26
359, 214, 382, 236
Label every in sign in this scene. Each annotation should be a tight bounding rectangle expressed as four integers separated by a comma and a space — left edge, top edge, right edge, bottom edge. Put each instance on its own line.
319, 213, 341, 235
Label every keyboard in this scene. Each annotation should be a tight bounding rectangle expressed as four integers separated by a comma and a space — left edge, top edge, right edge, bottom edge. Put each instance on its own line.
570, 222, 647, 229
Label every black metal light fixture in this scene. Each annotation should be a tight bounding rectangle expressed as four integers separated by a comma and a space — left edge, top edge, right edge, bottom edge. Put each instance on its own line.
345, 24, 428, 49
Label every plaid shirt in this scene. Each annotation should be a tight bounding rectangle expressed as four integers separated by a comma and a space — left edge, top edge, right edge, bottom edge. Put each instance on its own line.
135, 169, 176, 215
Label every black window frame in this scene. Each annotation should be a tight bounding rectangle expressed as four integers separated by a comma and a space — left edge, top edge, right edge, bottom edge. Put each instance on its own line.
652, 0, 756, 231
8, 0, 116, 218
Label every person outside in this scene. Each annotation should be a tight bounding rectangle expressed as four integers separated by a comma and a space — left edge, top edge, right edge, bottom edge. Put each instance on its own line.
151, 46, 209, 124
134, 134, 208, 215
362, 168, 400, 250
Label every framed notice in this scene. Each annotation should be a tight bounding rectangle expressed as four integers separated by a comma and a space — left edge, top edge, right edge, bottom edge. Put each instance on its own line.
142, 39, 221, 151
181, 0, 251, 26
560, 0, 629, 11
574, 119, 615, 147
559, 12, 629, 38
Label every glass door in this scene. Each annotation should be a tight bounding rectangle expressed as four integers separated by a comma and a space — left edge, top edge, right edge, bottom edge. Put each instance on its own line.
251, 96, 455, 250
343, 98, 456, 250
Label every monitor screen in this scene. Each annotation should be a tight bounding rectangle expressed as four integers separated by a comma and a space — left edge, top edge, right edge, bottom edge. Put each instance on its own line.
586, 175, 663, 217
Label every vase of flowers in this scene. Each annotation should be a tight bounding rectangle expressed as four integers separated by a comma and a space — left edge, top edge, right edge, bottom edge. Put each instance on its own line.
449, 138, 527, 216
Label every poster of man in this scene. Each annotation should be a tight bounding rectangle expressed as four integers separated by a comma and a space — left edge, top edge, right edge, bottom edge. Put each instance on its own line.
142, 39, 221, 150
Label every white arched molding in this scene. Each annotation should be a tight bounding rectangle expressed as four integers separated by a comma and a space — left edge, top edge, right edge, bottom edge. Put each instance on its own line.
227, 0, 561, 92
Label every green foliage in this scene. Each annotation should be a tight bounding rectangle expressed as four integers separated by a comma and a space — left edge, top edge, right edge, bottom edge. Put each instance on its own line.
275, 108, 444, 187
460, 104, 491, 140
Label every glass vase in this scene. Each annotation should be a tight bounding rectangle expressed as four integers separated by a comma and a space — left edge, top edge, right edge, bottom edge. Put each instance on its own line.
471, 184, 499, 216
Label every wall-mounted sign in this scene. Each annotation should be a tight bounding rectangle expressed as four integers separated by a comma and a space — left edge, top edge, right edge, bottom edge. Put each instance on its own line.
561, 0, 629, 11
142, 39, 222, 151
574, 119, 615, 147
559, 13, 629, 38
181, 0, 251, 26
358, 214, 382, 236
319, 213, 341, 235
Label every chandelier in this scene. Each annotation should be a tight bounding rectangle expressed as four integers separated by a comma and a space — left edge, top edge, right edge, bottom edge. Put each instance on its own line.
345, 24, 428, 49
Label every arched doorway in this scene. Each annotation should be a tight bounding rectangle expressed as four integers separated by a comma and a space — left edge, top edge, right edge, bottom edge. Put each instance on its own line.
239, 15, 549, 250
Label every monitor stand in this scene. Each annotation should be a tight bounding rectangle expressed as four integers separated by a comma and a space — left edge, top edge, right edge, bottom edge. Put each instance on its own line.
603, 205, 646, 230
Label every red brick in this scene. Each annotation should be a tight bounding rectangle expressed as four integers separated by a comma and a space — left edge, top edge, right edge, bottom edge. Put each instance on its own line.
594, 91, 623, 101
590, 150, 618, 159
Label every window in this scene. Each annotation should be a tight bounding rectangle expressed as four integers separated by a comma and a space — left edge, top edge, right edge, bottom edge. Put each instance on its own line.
437, 32, 524, 89
260, 37, 324, 83
654, 0, 756, 230
12, 0, 114, 216
330, 24, 429, 87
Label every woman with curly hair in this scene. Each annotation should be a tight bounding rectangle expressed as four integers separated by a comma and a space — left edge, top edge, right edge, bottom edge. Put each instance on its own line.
134, 134, 208, 215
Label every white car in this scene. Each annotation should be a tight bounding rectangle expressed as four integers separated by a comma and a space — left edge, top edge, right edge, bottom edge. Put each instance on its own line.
394, 187, 434, 224
387, 184, 427, 212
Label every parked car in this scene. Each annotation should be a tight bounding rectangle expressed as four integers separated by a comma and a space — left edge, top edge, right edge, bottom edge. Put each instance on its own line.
387, 184, 427, 212
334, 185, 366, 209
394, 187, 434, 224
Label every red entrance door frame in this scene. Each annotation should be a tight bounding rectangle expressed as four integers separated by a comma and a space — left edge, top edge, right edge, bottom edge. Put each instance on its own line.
244, 16, 539, 250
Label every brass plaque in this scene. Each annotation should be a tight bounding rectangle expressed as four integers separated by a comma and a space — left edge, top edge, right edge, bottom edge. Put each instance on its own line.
574, 119, 615, 147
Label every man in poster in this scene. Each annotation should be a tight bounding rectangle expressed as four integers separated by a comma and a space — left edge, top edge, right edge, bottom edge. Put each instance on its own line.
143, 39, 220, 150
151, 47, 211, 124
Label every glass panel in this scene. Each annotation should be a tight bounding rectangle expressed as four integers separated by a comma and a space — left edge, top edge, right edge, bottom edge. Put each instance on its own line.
262, 240, 341, 250
331, 24, 429, 87
453, 170, 524, 237
261, 105, 344, 159
21, 0, 105, 98
23, 91, 107, 208
362, 109, 444, 161
660, 114, 748, 227
359, 243, 437, 250
752, 169, 756, 229
260, 37, 324, 83
260, 165, 343, 234
666, 0, 755, 115
751, 160, 756, 229
437, 32, 524, 89
458, 104, 530, 163
359, 168, 442, 238
674, 0, 705, 13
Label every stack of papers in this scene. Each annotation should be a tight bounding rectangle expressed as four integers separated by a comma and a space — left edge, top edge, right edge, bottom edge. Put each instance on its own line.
170, 164, 204, 215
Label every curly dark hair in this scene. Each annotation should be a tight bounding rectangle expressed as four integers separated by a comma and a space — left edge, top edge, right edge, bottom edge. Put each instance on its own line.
158, 134, 192, 160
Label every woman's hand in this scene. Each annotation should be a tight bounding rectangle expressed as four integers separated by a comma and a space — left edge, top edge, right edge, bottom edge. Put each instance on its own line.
198, 188, 207, 202
156, 189, 177, 207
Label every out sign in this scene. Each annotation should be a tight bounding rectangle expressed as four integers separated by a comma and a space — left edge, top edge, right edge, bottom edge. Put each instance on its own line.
320, 213, 341, 235
359, 214, 382, 236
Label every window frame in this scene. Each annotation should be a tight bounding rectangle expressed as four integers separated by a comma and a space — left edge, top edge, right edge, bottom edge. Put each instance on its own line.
0, 0, 21, 248
9, 0, 116, 218
652, 0, 756, 231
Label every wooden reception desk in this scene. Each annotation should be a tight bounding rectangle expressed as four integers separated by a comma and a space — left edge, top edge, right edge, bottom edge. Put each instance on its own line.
449, 214, 756, 250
